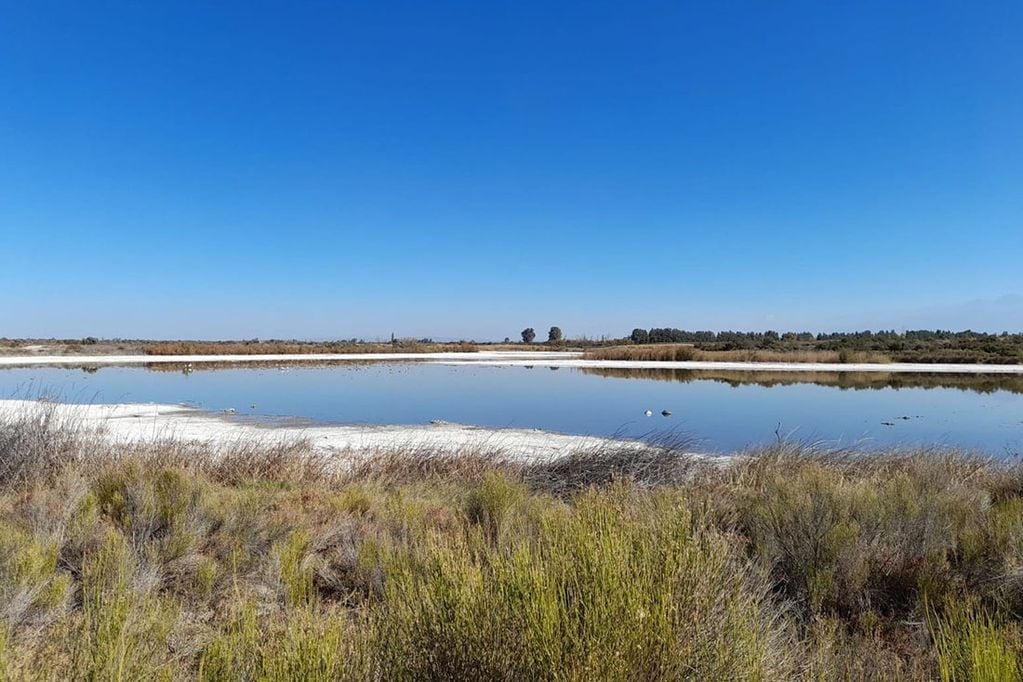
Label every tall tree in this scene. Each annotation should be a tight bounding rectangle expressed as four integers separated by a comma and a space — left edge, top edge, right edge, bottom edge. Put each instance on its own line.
521, 328, 536, 344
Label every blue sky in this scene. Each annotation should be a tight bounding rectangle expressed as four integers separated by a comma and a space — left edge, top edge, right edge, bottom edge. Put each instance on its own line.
1, 1, 1021, 339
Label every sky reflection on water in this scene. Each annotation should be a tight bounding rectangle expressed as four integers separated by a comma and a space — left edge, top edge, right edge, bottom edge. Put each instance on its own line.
1, 363, 1021, 456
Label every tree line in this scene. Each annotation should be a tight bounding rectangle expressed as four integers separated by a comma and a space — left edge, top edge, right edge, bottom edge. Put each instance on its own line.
508, 326, 1023, 363
621, 327, 1023, 363
628, 327, 1023, 346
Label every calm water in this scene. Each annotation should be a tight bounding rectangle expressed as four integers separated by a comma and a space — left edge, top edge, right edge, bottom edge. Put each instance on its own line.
2, 363, 1022, 455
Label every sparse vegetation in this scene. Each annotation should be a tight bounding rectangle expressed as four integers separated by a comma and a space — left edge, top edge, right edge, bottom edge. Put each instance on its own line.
1, 411, 1023, 678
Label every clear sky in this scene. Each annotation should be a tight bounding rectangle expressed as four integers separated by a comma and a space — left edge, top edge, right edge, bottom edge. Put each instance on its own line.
1, 1, 1021, 340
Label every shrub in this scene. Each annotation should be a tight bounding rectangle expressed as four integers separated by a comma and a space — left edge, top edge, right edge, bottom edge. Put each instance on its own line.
372, 487, 793, 680
67, 531, 179, 680
735, 456, 985, 618
0, 525, 70, 634
199, 602, 367, 681
463, 472, 527, 544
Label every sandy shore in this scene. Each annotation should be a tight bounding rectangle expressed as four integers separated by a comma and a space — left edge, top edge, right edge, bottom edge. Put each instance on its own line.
0, 399, 654, 462
1, 350, 1021, 374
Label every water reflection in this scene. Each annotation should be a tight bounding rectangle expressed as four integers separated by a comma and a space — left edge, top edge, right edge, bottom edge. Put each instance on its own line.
580, 367, 1023, 395
2, 362, 1020, 454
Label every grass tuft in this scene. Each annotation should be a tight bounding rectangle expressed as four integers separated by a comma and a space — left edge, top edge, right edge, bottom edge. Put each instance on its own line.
931, 597, 1021, 682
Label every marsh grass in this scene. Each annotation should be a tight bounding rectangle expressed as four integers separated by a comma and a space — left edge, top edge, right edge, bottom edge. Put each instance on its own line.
1, 412, 1023, 679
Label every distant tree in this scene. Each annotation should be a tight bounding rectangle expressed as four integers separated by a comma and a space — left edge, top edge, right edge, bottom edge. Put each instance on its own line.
504, 337, 511, 343
547, 326, 563, 344
630, 328, 649, 344
521, 328, 536, 344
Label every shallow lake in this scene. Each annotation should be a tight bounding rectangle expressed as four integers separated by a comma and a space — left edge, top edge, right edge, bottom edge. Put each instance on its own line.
2, 362, 1022, 455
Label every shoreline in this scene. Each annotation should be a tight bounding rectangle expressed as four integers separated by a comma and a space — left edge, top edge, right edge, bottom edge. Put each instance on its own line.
0, 350, 576, 366
0, 398, 668, 462
0, 350, 1022, 374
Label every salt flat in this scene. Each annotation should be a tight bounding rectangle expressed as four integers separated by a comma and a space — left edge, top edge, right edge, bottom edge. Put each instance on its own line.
0, 398, 662, 462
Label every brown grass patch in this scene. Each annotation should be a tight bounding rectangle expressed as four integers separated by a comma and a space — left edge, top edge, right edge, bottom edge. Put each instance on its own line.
142, 340, 481, 355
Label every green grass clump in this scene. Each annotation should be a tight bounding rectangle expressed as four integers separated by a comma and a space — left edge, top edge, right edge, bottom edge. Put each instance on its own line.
932, 598, 1021, 682
276, 529, 315, 607
69, 530, 179, 681
198, 602, 367, 682
463, 471, 527, 543
0, 525, 70, 629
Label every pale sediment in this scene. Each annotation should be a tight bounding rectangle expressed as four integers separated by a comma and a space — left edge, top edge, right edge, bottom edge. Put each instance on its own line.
0, 399, 660, 462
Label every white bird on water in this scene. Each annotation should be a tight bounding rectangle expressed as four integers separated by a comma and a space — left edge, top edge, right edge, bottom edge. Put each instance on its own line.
644, 410, 653, 417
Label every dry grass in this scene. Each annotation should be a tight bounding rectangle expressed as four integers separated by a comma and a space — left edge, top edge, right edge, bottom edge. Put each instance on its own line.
142, 340, 480, 355
1, 412, 1022, 679
586, 344, 894, 364
1, 339, 565, 358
